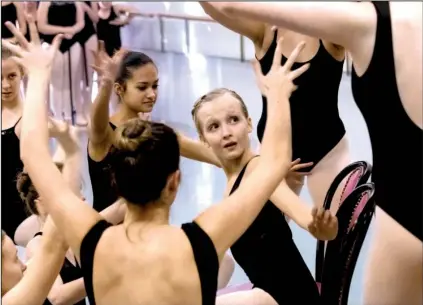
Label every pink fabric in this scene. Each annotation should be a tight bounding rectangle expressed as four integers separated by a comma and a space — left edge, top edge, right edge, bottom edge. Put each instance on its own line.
316, 282, 321, 294
348, 192, 370, 232
340, 169, 362, 203
217, 282, 253, 295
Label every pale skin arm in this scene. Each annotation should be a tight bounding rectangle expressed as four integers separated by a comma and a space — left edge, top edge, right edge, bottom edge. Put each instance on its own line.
242, 157, 337, 240
50, 121, 82, 197
177, 132, 221, 167
88, 45, 125, 152
199, 2, 265, 45
37, 2, 75, 35
14, 2, 27, 36
26, 239, 86, 305
72, 2, 86, 34
83, 2, 99, 24
88, 78, 114, 147
214, 2, 375, 55
6, 21, 104, 261
2, 218, 67, 305
22, 70, 103, 261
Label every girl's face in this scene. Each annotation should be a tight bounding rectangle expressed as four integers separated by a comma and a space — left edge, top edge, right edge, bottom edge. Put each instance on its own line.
116, 63, 159, 114
1, 235, 26, 295
196, 94, 252, 161
1, 58, 22, 105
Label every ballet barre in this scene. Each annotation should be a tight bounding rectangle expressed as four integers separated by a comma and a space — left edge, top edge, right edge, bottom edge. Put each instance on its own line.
130, 11, 246, 62
129, 12, 351, 74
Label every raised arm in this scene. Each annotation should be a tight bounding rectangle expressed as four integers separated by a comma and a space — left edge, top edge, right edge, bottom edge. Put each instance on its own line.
3, 218, 67, 305
177, 132, 221, 167
199, 2, 265, 45
37, 2, 74, 35
212, 2, 376, 55
4, 21, 103, 261
88, 44, 124, 150
195, 39, 309, 258
50, 120, 82, 196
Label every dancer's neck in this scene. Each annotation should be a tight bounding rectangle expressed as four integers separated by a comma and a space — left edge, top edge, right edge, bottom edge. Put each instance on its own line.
221, 149, 256, 178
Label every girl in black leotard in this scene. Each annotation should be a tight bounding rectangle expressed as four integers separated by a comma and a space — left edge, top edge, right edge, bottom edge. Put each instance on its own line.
96, 2, 138, 57
207, 2, 423, 304
201, 3, 351, 214
1, 2, 26, 40
8, 22, 304, 305
37, 2, 86, 126
1, 46, 31, 243
191, 81, 337, 304
88, 46, 222, 212
75, 1, 99, 126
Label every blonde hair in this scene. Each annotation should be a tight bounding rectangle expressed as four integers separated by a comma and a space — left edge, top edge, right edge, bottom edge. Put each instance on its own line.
191, 88, 249, 136
1, 44, 24, 75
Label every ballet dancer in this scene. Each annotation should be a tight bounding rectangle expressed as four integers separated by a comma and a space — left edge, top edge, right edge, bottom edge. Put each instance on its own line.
2, 221, 67, 305
6, 20, 302, 305
191, 42, 337, 305
37, 1, 86, 126
200, 3, 350, 210
97, 2, 139, 57
1, 45, 28, 242
208, 2, 423, 304
75, 1, 99, 125
2, 2, 26, 41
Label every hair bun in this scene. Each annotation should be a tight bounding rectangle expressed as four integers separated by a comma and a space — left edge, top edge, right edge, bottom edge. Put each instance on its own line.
114, 118, 153, 152
16, 172, 32, 201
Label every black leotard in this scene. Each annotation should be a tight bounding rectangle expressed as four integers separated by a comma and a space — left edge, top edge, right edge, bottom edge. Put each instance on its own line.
75, 1, 96, 87
96, 7, 122, 57
87, 122, 118, 212
1, 118, 26, 240
229, 157, 320, 304
80, 220, 218, 305
2, 3, 17, 39
42, 2, 78, 54
76, 1, 96, 47
34, 232, 86, 305
257, 31, 345, 171
351, 2, 423, 241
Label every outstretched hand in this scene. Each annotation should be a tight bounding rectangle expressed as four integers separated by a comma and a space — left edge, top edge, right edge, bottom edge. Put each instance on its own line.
91, 41, 127, 81
252, 37, 309, 98
1, 20, 62, 75
308, 207, 338, 241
